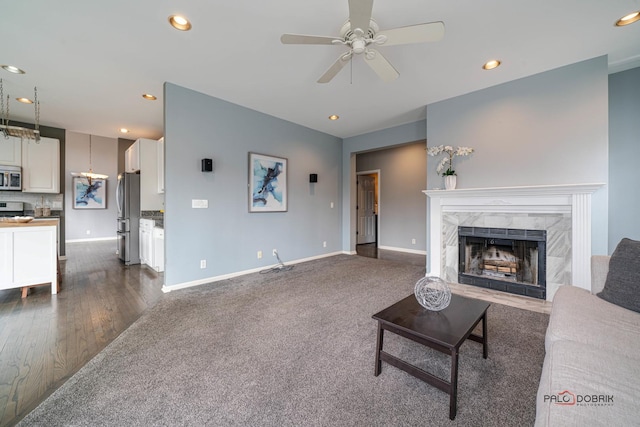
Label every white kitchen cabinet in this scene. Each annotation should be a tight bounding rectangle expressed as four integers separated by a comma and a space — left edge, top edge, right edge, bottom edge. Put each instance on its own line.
0, 135, 22, 166
136, 138, 164, 211
152, 227, 164, 272
139, 219, 164, 273
21, 137, 60, 193
157, 137, 164, 194
139, 218, 154, 266
0, 223, 57, 293
125, 141, 140, 173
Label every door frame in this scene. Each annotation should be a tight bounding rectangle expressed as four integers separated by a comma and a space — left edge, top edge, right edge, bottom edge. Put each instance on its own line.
356, 169, 381, 246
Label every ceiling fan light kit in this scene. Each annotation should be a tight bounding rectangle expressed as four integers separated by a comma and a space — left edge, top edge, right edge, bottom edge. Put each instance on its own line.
281, 0, 444, 83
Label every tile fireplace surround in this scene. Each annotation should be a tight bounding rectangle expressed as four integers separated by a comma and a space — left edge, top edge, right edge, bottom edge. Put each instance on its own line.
424, 184, 605, 301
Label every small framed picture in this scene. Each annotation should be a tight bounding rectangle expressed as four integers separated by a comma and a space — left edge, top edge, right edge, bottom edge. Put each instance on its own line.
248, 152, 287, 212
73, 177, 107, 209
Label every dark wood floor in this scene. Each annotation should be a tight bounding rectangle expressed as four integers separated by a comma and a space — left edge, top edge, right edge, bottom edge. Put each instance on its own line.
356, 243, 426, 266
0, 241, 164, 427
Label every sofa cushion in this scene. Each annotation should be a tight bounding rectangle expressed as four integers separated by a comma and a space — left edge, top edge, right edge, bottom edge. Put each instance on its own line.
597, 238, 640, 313
546, 285, 640, 357
535, 340, 640, 427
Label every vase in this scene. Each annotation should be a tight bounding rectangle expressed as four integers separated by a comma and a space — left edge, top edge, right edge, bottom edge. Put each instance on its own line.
444, 175, 457, 190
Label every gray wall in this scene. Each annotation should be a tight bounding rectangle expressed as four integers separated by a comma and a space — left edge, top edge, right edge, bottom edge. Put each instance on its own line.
342, 120, 426, 252
164, 83, 342, 288
426, 56, 609, 255
356, 141, 426, 251
608, 66, 640, 250
65, 131, 119, 241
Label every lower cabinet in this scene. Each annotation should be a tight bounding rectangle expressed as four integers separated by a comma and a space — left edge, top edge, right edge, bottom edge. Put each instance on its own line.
139, 218, 164, 272
152, 227, 164, 273
139, 219, 154, 267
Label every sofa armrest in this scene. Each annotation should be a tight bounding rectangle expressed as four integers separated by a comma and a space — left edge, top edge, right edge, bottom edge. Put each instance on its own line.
591, 255, 610, 294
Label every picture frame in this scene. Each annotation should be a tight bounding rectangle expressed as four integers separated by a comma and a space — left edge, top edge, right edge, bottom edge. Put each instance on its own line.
248, 152, 287, 212
73, 176, 107, 209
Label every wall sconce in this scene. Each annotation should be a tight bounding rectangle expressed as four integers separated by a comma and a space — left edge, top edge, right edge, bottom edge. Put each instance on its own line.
202, 158, 213, 172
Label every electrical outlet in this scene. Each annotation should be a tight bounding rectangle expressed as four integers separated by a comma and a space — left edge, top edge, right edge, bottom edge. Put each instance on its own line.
323, 241, 327, 248
200, 260, 206, 269
257, 251, 263, 259
330, 202, 334, 208
412, 238, 416, 245
272, 249, 277, 256
86, 230, 91, 235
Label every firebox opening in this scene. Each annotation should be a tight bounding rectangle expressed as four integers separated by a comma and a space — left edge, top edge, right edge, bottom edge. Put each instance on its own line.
458, 227, 546, 299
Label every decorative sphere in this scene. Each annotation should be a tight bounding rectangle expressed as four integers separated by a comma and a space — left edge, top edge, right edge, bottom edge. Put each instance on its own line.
414, 276, 451, 311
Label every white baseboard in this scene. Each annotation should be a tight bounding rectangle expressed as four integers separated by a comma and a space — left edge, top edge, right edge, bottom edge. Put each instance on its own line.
162, 251, 344, 293
66, 237, 118, 243
378, 245, 427, 256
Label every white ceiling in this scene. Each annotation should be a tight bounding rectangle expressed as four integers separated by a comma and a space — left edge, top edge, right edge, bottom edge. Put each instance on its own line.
2, 0, 639, 141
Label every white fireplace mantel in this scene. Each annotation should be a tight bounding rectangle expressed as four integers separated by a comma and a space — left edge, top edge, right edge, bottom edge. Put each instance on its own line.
423, 183, 605, 296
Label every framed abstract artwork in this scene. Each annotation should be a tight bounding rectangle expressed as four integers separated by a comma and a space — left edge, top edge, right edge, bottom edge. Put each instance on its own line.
248, 152, 287, 212
73, 177, 107, 209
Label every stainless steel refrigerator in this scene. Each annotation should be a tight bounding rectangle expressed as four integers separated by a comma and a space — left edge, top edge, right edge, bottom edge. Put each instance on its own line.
116, 172, 141, 265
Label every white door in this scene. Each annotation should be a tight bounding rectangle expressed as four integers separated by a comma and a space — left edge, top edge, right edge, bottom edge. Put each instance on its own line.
357, 174, 377, 244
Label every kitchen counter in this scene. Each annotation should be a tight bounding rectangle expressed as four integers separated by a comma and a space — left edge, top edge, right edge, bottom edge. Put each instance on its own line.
0, 219, 59, 228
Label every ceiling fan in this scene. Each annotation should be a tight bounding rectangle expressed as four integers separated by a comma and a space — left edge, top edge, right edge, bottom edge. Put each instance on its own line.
280, 0, 444, 83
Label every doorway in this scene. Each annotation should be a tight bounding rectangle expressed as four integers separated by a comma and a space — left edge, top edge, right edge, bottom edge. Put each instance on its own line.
356, 170, 379, 256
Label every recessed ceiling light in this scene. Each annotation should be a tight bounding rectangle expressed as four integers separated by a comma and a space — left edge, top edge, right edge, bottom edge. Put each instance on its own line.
168, 15, 192, 31
615, 11, 640, 26
482, 59, 501, 70
142, 93, 157, 100
16, 97, 33, 104
120, 128, 130, 134
1, 65, 26, 74
328, 115, 339, 121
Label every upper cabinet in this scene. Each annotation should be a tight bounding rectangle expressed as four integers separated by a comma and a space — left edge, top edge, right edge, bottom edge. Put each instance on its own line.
128, 138, 164, 211
157, 137, 164, 194
0, 135, 22, 166
125, 141, 140, 173
22, 137, 60, 193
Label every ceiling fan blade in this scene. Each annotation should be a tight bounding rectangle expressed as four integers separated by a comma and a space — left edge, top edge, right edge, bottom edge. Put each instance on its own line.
364, 49, 399, 82
281, 34, 341, 45
348, 0, 374, 33
377, 21, 445, 46
317, 53, 351, 83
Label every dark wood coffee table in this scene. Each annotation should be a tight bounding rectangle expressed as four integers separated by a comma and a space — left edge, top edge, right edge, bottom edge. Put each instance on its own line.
372, 293, 490, 420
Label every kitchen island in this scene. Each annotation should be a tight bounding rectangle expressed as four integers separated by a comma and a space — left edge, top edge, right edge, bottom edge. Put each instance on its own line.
0, 219, 58, 296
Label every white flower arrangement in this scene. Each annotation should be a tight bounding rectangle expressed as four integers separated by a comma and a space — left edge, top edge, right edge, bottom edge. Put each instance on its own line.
426, 145, 474, 176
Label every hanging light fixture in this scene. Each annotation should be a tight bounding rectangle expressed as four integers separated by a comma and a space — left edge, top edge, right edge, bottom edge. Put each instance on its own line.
71, 134, 109, 185
0, 78, 41, 141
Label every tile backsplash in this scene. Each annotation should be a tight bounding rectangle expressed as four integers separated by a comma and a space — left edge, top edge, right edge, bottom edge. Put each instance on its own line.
0, 192, 64, 211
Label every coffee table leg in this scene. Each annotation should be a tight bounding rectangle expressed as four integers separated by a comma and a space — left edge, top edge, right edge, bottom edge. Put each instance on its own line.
450, 349, 459, 420
374, 322, 384, 376
482, 312, 488, 359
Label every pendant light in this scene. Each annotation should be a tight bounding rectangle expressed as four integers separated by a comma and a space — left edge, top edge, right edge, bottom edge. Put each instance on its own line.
71, 134, 109, 185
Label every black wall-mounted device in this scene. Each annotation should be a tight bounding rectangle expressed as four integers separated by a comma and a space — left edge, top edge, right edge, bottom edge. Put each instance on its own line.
202, 158, 213, 172
309, 173, 318, 183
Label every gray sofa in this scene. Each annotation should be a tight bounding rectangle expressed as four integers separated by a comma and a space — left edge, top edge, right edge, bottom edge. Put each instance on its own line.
535, 255, 640, 426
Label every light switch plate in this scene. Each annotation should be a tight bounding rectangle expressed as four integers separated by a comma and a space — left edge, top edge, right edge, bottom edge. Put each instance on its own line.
192, 199, 208, 208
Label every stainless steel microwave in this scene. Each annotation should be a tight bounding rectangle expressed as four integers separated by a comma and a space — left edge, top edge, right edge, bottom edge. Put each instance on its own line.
0, 165, 22, 191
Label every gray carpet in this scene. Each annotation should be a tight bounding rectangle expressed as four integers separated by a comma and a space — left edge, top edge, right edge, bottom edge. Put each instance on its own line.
20, 255, 548, 426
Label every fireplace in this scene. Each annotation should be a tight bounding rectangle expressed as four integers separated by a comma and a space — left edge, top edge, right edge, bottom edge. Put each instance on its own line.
458, 227, 546, 299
